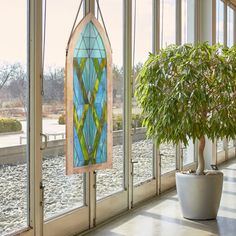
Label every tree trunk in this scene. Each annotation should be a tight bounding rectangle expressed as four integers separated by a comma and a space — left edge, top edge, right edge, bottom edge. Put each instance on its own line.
196, 136, 205, 175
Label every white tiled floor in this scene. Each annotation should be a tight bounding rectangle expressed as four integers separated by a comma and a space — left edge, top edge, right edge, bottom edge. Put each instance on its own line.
82, 159, 236, 236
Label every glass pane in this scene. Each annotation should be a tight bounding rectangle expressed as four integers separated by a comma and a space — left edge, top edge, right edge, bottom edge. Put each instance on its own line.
160, 143, 176, 174
227, 6, 234, 47
228, 139, 235, 158
183, 140, 195, 166
132, 0, 153, 185
160, 0, 176, 48
228, 139, 234, 149
217, 139, 224, 153
42, 0, 85, 220
96, 0, 124, 200
160, 0, 176, 175
216, 0, 224, 44
182, 0, 195, 44
0, 1, 28, 235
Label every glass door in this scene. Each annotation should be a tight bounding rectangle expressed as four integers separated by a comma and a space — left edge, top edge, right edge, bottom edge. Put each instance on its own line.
160, 0, 177, 192
217, 138, 226, 164
95, 0, 128, 225
216, 0, 225, 44
0, 1, 32, 235
41, 1, 89, 235
131, 0, 156, 205
182, 140, 196, 169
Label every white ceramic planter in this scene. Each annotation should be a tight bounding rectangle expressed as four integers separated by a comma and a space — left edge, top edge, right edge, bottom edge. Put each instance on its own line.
176, 172, 223, 220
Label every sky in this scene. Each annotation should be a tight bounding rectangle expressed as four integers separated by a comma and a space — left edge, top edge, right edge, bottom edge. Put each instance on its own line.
0, 0, 165, 68
1, 0, 27, 64
0, 0, 229, 68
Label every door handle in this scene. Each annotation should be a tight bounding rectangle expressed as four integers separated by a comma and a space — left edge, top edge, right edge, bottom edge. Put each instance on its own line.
40, 133, 48, 150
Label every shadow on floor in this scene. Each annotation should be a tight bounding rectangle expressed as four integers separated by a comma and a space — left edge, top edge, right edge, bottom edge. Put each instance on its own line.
83, 230, 125, 236
164, 196, 179, 202
140, 211, 219, 235
224, 167, 236, 171
223, 176, 236, 183
139, 211, 236, 236
223, 190, 236, 196
216, 216, 236, 236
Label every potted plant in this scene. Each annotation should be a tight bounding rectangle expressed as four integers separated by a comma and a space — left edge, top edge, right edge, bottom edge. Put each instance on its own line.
135, 43, 236, 220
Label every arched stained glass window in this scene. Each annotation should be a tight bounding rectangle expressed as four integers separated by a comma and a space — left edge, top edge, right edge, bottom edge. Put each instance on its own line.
66, 13, 112, 174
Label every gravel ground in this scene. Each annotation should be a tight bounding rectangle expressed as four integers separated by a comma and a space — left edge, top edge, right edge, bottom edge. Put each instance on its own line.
0, 140, 176, 236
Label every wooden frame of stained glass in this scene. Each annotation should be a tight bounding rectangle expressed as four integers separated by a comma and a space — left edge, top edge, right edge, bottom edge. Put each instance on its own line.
66, 13, 112, 174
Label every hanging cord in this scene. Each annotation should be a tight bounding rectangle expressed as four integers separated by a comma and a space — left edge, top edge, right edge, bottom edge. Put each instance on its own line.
41, 0, 47, 96
95, 0, 112, 48
132, 0, 137, 97
66, 0, 112, 55
97, 0, 100, 20
66, 0, 85, 56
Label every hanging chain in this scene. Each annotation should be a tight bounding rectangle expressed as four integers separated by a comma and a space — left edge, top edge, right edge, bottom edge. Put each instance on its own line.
41, 0, 111, 94
96, 0, 99, 19
66, 0, 85, 56
66, 0, 112, 57
95, 0, 111, 48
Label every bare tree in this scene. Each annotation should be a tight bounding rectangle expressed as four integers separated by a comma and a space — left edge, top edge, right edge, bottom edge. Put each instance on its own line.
112, 65, 123, 102
43, 66, 64, 103
7, 64, 28, 114
0, 63, 19, 91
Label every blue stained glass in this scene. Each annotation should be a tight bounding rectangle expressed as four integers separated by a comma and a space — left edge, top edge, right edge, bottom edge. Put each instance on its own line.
89, 38, 96, 48
77, 50, 89, 58
84, 38, 90, 50
95, 68, 107, 105
73, 20, 108, 169
89, 58, 97, 90
93, 40, 100, 50
83, 58, 90, 93
95, 80, 105, 104
96, 124, 107, 163
94, 103, 102, 119
74, 127, 84, 166
73, 70, 84, 105
75, 22, 106, 59
75, 104, 84, 120
89, 111, 97, 148
90, 24, 98, 38
74, 150, 78, 167
101, 51, 106, 58
83, 107, 91, 148
83, 24, 91, 37
90, 50, 102, 58
97, 36, 104, 50
79, 40, 87, 50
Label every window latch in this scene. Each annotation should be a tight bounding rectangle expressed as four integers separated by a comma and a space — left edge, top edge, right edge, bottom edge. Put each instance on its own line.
40, 133, 48, 150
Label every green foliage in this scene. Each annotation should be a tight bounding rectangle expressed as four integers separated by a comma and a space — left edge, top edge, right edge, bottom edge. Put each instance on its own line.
113, 114, 123, 130
58, 114, 65, 124
135, 43, 236, 146
131, 114, 144, 128
59, 113, 144, 131
112, 113, 144, 131
0, 118, 22, 133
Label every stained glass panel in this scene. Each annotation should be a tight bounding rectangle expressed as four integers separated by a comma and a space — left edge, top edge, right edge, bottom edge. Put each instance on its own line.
66, 14, 112, 174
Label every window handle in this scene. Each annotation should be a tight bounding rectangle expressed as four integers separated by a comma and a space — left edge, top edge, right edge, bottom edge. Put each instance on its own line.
40, 133, 48, 150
